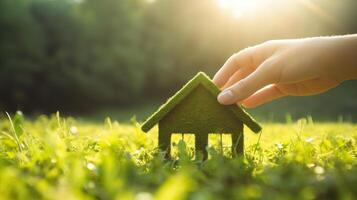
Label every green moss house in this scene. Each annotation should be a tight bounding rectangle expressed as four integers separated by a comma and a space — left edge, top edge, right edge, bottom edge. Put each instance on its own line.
141, 72, 261, 159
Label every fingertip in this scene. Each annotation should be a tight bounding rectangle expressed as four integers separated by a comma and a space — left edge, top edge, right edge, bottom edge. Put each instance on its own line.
212, 75, 220, 85
217, 89, 235, 105
212, 73, 224, 88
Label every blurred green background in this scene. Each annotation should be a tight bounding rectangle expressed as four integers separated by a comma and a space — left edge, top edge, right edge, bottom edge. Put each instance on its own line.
0, 0, 356, 121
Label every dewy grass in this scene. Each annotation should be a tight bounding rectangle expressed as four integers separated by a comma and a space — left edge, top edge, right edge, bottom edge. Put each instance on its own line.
0, 113, 356, 199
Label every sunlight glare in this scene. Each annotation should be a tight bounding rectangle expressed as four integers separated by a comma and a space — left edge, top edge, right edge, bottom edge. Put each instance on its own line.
217, 0, 277, 18
217, 0, 229, 9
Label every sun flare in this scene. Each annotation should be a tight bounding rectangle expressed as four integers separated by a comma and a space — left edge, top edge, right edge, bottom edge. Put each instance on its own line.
216, 0, 287, 18
217, 0, 266, 17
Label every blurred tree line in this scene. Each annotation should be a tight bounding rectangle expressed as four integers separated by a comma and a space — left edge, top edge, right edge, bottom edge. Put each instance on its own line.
0, 0, 357, 115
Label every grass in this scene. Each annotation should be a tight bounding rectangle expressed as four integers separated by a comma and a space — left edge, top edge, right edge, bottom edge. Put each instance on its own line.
0, 112, 356, 200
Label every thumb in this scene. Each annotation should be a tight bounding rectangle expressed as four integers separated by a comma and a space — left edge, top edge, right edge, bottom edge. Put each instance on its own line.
217, 60, 276, 105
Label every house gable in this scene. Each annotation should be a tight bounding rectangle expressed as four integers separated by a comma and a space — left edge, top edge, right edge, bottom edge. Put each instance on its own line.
141, 72, 261, 133
160, 84, 243, 133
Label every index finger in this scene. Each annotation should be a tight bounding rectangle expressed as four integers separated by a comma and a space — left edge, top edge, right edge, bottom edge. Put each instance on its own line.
213, 41, 277, 88
213, 47, 255, 88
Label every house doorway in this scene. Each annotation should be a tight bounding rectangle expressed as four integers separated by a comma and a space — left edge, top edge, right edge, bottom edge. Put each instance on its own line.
208, 133, 232, 158
170, 133, 195, 159
170, 133, 235, 159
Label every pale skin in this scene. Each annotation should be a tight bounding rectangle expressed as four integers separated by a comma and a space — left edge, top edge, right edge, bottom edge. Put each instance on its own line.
213, 34, 357, 108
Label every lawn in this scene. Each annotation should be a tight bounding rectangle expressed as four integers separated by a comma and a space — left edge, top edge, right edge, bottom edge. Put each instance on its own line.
0, 112, 356, 200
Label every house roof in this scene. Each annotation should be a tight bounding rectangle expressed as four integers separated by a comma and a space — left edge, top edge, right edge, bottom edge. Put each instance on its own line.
141, 72, 262, 133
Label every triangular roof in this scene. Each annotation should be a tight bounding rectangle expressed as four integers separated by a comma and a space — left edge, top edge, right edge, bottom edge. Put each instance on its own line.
141, 72, 262, 133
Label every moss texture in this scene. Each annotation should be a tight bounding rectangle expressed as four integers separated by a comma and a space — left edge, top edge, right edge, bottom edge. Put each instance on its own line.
158, 84, 244, 159
141, 72, 261, 133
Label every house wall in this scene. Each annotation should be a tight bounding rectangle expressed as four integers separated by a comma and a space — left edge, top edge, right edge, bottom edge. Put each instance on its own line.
160, 85, 243, 134
158, 85, 244, 158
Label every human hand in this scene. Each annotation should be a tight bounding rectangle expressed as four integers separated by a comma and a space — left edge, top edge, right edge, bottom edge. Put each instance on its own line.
213, 35, 357, 108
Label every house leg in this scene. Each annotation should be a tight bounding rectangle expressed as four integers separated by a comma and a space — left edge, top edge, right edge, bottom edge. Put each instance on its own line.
158, 126, 171, 159
231, 132, 244, 157
195, 132, 208, 160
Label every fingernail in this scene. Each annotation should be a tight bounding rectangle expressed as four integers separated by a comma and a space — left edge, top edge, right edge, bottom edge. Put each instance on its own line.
217, 89, 235, 105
